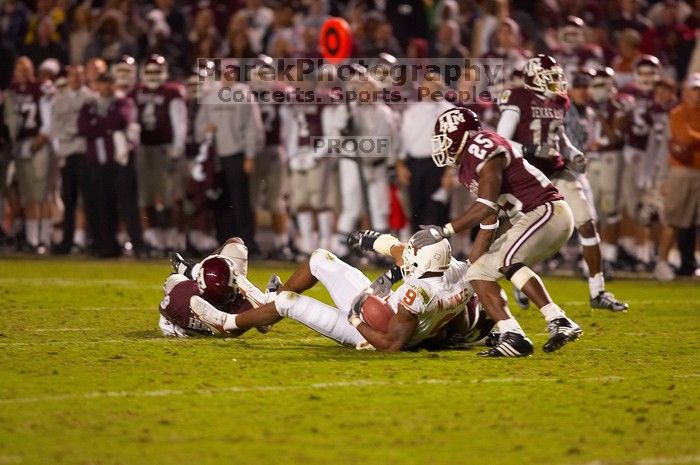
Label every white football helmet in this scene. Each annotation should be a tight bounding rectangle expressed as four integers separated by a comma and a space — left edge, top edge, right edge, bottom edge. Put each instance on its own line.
401, 234, 452, 278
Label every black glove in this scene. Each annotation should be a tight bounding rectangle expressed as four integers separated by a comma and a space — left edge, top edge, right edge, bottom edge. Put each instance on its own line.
370, 265, 403, 298
265, 274, 282, 292
347, 230, 382, 252
412, 224, 452, 248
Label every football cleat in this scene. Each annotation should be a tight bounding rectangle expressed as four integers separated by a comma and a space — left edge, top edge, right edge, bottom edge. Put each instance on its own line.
542, 317, 582, 353
171, 252, 195, 277
590, 291, 629, 312
478, 331, 534, 357
512, 285, 530, 310
189, 296, 228, 335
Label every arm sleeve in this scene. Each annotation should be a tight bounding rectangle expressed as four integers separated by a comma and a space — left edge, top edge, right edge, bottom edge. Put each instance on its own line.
169, 97, 187, 155
39, 94, 51, 136
245, 100, 263, 159
495, 108, 520, 140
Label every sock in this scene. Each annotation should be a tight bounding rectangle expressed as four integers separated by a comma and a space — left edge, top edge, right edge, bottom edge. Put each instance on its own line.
496, 318, 524, 335
636, 243, 651, 264
539, 302, 566, 322
12, 218, 22, 236
669, 248, 681, 268
601, 242, 618, 262
274, 233, 288, 249
588, 272, 605, 298
223, 313, 238, 331
39, 219, 52, 245
296, 211, 314, 253
317, 210, 334, 250
26, 220, 39, 246
74, 229, 85, 247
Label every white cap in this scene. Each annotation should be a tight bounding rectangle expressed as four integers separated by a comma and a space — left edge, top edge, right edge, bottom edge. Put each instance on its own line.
688, 73, 700, 89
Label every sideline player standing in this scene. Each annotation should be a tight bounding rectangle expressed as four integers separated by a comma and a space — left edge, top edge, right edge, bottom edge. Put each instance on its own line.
414, 107, 582, 357
132, 54, 187, 252
496, 55, 628, 312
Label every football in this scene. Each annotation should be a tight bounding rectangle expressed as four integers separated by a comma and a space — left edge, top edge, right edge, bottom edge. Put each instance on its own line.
361, 295, 394, 332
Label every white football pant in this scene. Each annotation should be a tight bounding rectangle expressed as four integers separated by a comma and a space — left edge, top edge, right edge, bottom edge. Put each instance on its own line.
274, 249, 373, 348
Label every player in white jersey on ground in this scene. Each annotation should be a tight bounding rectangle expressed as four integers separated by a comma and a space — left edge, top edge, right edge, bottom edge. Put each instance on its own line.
191, 231, 494, 352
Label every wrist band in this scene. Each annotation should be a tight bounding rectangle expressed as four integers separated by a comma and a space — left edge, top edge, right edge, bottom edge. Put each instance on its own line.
443, 223, 456, 236
373, 234, 402, 256
349, 314, 363, 328
476, 198, 499, 211
479, 220, 499, 230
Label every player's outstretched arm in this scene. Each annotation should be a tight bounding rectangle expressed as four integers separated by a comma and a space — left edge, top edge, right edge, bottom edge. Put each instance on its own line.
349, 294, 417, 352
412, 156, 505, 248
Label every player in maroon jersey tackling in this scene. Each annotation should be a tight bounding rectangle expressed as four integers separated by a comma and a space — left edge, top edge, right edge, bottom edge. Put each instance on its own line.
413, 107, 582, 357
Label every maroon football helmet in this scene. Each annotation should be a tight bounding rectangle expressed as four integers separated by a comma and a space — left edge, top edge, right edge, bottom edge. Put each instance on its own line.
111, 55, 136, 89
633, 55, 661, 92
523, 54, 567, 97
590, 67, 615, 102
196, 255, 239, 305
142, 54, 168, 89
558, 16, 586, 53
431, 107, 482, 167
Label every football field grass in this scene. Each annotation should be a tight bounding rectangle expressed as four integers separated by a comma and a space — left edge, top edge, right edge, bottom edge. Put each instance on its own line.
0, 258, 699, 465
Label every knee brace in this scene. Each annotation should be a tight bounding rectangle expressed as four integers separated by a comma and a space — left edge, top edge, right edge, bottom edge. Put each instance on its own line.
275, 291, 300, 317
508, 265, 538, 290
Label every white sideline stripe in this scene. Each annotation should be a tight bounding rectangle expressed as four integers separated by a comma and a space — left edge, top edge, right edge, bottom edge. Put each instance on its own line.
0, 277, 158, 289
33, 328, 98, 332
566, 454, 700, 465
1, 374, 698, 405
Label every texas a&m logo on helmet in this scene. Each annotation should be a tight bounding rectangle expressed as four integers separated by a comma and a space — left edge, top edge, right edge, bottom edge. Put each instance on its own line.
431, 107, 482, 167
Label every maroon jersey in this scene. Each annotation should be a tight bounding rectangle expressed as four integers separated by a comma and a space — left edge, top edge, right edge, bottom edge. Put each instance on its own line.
619, 84, 654, 151
10, 82, 44, 140
77, 96, 134, 165
457, 130, 562, 214
159, 275, 252, 335
590, 94, 628, 152
252, 84, 287, 147
132, 82, 185, 146
552, 44, 604, 82
292, 103, 326, 148
499, 86, 568, 176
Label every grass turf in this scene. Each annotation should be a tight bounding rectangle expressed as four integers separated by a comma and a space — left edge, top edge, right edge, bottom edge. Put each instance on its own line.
0, 258, 698, 465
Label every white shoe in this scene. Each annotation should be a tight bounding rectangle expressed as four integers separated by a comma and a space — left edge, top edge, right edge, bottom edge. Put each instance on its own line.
654, 261, 675, 282
189, 296, 228, 334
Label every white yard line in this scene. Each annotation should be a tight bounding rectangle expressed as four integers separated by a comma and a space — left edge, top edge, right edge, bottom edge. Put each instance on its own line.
33, 328, 98, 332
1, 374, 697, 405
565, 454, 700, 465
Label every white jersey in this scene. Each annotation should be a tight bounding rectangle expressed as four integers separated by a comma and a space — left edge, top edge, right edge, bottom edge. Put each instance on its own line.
387, 258, 474, 347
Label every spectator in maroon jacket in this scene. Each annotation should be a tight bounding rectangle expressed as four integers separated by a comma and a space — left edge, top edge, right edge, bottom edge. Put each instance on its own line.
78, 71, 145, 257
